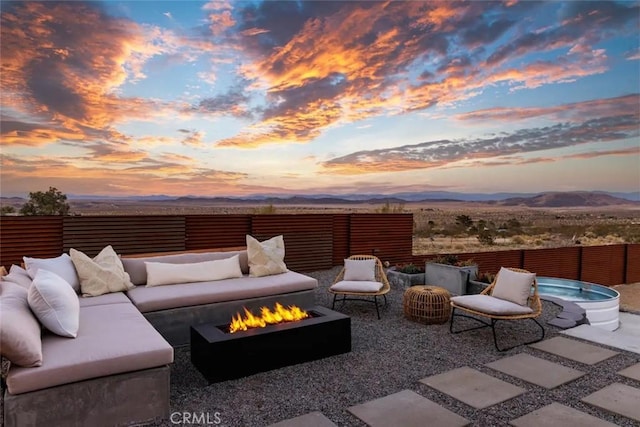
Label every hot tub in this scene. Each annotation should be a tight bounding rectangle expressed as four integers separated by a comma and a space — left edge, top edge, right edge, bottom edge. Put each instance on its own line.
537, 277, 620, 331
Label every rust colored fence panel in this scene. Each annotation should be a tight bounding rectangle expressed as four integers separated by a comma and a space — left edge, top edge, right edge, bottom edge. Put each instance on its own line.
581, 244, 626, 286
627, 244, 640, 283
332, 214, 350, 266
349, 214, 413, 264
63, 216, 186, 257
524, 247, 581, 279
251, 215, 333, 272
0, 217, 63, 267
186, 215, 251, 250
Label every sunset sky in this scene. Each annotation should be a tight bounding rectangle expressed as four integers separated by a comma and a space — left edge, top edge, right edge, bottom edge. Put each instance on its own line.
1, 1, 639, 198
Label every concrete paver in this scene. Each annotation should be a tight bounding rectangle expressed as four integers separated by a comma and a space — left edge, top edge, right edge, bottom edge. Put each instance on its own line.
267, 412, 338, 427
348, 389, 469, 427
618, 362, 640, 382
420, 366, 525, 409
486, 353, 584, 389
582, 382, 640, 422
529, 336, 619, 365
509, 402, 619, 427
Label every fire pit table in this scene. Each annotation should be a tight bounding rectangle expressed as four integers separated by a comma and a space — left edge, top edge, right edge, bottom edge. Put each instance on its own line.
191, 305, 351, 383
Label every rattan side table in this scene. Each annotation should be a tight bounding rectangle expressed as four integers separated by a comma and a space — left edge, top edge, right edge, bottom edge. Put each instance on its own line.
403, 285, 451, 324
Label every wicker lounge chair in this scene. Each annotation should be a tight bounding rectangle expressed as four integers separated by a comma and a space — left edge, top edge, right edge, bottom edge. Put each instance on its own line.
449, 267, 544, 351
329, 255, 391, 319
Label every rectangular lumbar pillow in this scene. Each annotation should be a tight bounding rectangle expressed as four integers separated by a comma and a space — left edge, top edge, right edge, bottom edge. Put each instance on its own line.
70, 245, 135, 297
246, 235, 288, 277
343, 258, 376, 281
0, 281, 43, 367
27, 269, 80, 338
145, 255, 243, 287
23, 253, 80, 292
491, 267, 536, 306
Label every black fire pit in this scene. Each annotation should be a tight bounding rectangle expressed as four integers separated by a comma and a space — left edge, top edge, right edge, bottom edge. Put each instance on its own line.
190, 305, 351, 383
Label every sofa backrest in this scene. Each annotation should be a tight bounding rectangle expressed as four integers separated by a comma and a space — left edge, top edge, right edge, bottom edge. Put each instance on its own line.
122, 250, 249, 286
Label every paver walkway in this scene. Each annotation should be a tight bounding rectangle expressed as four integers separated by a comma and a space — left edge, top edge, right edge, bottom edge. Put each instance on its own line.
269, 336, 640, 427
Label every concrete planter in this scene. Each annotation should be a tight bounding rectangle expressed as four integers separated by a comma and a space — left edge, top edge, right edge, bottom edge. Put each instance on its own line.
386, 267, 425, 288
467, 279, 490, 295
424, 262, 478, 295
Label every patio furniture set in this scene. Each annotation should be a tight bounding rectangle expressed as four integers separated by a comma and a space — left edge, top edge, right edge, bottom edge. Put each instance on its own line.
1, 235, 544, 426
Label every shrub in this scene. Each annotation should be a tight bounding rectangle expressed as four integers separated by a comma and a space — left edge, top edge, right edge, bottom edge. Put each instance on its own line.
394, 263, 425, 274
430, 254, 475, 266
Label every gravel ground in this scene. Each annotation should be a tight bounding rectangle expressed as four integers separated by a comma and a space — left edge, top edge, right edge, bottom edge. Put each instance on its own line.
152, 268, 640, 427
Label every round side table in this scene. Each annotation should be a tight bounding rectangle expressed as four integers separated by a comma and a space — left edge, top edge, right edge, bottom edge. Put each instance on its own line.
403, 285, 452, 324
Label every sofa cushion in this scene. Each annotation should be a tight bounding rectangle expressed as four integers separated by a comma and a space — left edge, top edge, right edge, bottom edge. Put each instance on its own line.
247, 235, 288, 277
23, 253, 80, 292
5, 302, 174, 395
126, 271, 318, 313
145, 255, 243, 287
0, 281, 43, 367
330, 280, 383, 293
78, 291, 131, 308
70, 246, 135, 297
451, 294, 534, 316
27, 269, 80, 338
122, 250, 249, 286
2, 265, 33, 289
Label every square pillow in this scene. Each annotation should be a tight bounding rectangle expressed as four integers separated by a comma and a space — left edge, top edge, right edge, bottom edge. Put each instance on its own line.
246, 235, 288, 277
0, 281, 43, 367
70, 246, 134, 297
343, 258, 376, 281
2, 264, 33, 289
491, 267, 536, 306
27, 269, 80, 338
145, 255, 243, 287
24, 253, 80, 293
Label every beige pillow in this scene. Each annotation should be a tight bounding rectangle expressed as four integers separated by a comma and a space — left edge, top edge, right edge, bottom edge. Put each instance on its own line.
0, 281, 43, 367
145, 255, 243, 287
491, 267, 536, 306
246, 235, 288, 277
343, 259, 376, 281
70, 246, 134, 297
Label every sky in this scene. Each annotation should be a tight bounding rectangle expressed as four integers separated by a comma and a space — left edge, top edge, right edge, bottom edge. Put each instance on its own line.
1, 0, 639, 198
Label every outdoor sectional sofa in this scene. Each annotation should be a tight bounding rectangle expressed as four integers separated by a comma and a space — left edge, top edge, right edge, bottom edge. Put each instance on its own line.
1, 244, 319, 427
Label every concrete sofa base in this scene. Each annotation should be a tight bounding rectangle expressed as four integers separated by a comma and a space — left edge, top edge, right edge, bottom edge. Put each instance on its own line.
3, 365, 170, 427
145, 289, 316, 346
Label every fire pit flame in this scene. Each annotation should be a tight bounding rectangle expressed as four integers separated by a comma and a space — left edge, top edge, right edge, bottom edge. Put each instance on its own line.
229, 303, 309, 333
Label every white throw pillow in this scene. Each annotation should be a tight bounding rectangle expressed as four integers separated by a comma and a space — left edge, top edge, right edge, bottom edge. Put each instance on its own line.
27, 269, 80, 338
70, 246, 135, 297
491, 267, 536, 306
246, 235, 288, 277
0, 281, 43, 367
24, 253, 80, 292
145, 255, 243, 287
343, 259, 376, 281
2, 265, 33, 289
330, 280, 383, 292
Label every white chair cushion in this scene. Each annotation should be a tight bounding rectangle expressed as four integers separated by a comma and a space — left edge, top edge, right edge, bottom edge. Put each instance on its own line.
451, 294, 533, 316
145, 255, 243, 287
492, 267, 535, 306
246, 235, 288, 277
330, 280, 383, 293
27, 269, 80, 338
24, 253, 80, 292
343, 259, 376, 281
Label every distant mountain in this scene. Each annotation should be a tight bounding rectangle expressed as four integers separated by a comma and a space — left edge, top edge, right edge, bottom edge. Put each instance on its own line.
498, 191, 638, 207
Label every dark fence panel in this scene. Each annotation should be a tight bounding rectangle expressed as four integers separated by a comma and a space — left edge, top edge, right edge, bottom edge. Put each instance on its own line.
0, 217, 63, 266
332, 214, 350, 266
581, 244, 626, 286
349, 214, 413, 264
251, 214, 333, 272
186, 215, 251, 250
63, 216, 186, 257
627, 244, 640, 283
524, 247, 581, 279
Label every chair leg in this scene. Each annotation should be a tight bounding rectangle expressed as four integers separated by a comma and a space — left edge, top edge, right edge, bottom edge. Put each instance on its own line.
491, 318, 546, 352
374, 295, 381, 320
332, 294, 337, 310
